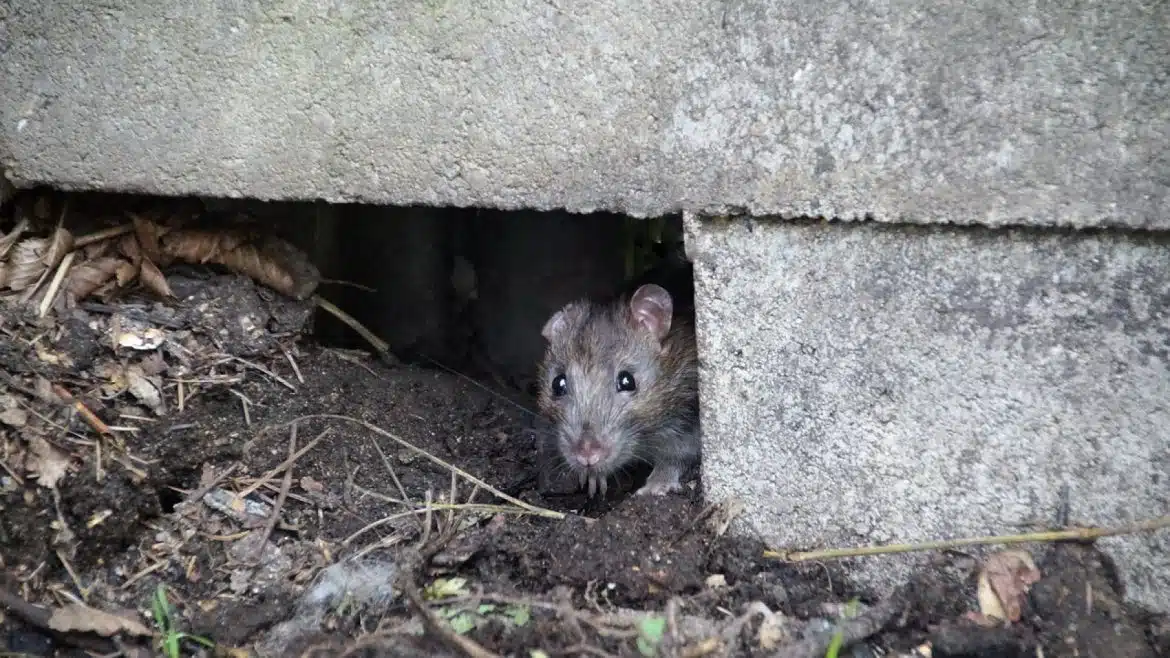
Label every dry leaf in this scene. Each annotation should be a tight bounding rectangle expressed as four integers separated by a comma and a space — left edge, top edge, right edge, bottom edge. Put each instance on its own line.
138, 351, 168, 376
756, 609, 786, 650
66, 256, 127, 299
118, 232, 142, 265
26, 436, 71, 488
34, 376, 62, 405
6, 237, 48, 291
130, 213, 172, 265
162, 230, 320, 299
976, 549, 1041, 623
47, 603, 152, 637
41, 226, 75, 269
706, 498, 745, 537
82, 239, 112, 260
139, 258, 174, 298
114, 326, 167, 351
114, 259, 137, 286
0, 218, 30, 259
0, 407, 28, 427
125, 365, 166, 415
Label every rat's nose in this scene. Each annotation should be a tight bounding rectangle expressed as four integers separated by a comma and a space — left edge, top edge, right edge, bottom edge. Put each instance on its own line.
574, 439, 611, 467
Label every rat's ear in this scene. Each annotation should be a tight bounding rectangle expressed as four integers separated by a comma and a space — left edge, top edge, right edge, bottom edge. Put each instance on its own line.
629, 284, 673, 341
542, 302, 585, 342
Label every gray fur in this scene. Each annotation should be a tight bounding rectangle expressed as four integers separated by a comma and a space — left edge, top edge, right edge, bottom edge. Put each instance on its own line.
537, 284, 700, 496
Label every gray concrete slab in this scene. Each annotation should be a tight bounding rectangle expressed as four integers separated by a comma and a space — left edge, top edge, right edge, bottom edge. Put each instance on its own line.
2, 1, 1168, 229
685, 213, 1170, 613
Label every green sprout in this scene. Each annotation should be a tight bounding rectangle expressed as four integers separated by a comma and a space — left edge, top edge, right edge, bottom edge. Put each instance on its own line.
824, 598, 861, 658
150, 584, 215, 658
636, 614, 666, 656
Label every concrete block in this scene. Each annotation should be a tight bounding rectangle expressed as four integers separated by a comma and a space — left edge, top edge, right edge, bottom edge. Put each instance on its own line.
2, 1, 1168, 229
685, 214, 1170, 613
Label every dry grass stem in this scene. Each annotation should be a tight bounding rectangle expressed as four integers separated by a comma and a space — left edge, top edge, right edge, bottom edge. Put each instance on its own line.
284, 414, 565, 520
233, 428, 331, 500
221, 355, 297, 391
769, 515, 1170, 562
38, 250, 75, 318
250, 423, 299, 565
313, 294, 390, 355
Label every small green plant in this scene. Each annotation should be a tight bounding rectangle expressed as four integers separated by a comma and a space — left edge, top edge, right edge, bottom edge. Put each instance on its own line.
823, 598, 861, 658
636, 614, 666, 656
151, 584, 215, 658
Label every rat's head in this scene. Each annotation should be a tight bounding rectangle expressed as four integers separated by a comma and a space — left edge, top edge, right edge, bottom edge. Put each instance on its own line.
537, 284, 676, 478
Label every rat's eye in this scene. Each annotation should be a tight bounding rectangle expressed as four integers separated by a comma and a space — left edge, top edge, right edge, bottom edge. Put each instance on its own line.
551, 374, 568, 397
616, 370, 637, 393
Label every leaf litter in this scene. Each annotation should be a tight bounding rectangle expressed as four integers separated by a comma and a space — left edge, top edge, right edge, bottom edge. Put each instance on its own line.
0, 189, 1165, 658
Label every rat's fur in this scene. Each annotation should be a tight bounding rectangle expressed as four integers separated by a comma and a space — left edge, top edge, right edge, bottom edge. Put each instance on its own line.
537, 284, 700, 496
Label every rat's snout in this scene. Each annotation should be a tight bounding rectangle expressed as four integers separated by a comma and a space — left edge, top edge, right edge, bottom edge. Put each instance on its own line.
568, 425, 612, 468
574, 439, 610, 467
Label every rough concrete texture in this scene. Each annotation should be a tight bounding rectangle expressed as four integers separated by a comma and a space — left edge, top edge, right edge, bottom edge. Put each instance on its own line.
2, 1, 1168, 229
684, 214, 1170, 613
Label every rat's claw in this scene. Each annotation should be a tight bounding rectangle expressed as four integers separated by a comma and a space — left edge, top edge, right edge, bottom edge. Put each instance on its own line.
578, 471, 588, 490
587, 475, 597, 497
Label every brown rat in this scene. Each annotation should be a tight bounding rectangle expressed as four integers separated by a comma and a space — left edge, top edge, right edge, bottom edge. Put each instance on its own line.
537, 283, 700, 497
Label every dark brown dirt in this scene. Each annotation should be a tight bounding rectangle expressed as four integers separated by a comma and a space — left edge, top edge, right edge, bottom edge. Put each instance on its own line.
1, 191, 1167, 658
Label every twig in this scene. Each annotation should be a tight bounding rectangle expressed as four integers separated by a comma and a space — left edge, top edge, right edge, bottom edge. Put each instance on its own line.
281, 414, 565, 519
280, 344, 305, 384
74, 223, 134, 249
768, 515, 1170, 562
313, 294, 390, 355
38, 250, 75, 318
404, 583, 502, 658
233, 428, 330, 500
222, 355, 296, 392
368, 435, 412, 505
250, 423, 298, 565
51, 384, 112, 436
229, 388, 252, 426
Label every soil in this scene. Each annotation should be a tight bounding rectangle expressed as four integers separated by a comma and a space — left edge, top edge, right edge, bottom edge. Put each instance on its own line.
1, 192, 1167, 658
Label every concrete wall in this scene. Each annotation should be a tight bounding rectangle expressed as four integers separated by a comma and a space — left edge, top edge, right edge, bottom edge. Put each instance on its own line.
686, 214, 1170, 614
2, 1, 1168, 228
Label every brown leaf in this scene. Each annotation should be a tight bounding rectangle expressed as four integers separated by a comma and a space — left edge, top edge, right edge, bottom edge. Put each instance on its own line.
83, 239, 113, 260
34, 376, 62, 405
47, 603, 152, 637
115, 260, 138, 286
41, 226, 75, 269
977, 549, 1042, 623
125, 365, 166, 415
138, 258, 174, 298
6, 237, 48, 291
0, 407, 28, 427
66, 256, 126, 299
130, 213, 172, 266
161, 230, 320, 299
0, 218, 30, 260
118, 232, 142, 265
26, 436, 71, 488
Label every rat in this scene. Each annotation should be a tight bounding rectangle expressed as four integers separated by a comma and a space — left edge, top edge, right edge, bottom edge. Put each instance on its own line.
537, 282, 700, 497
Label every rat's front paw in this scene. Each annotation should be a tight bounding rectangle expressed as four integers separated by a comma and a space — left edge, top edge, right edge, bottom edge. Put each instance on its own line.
634, 480, 680, 496
635, 465, 683, 496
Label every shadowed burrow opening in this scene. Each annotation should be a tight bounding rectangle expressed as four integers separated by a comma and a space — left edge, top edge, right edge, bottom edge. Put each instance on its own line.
0, 188, 696, 538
